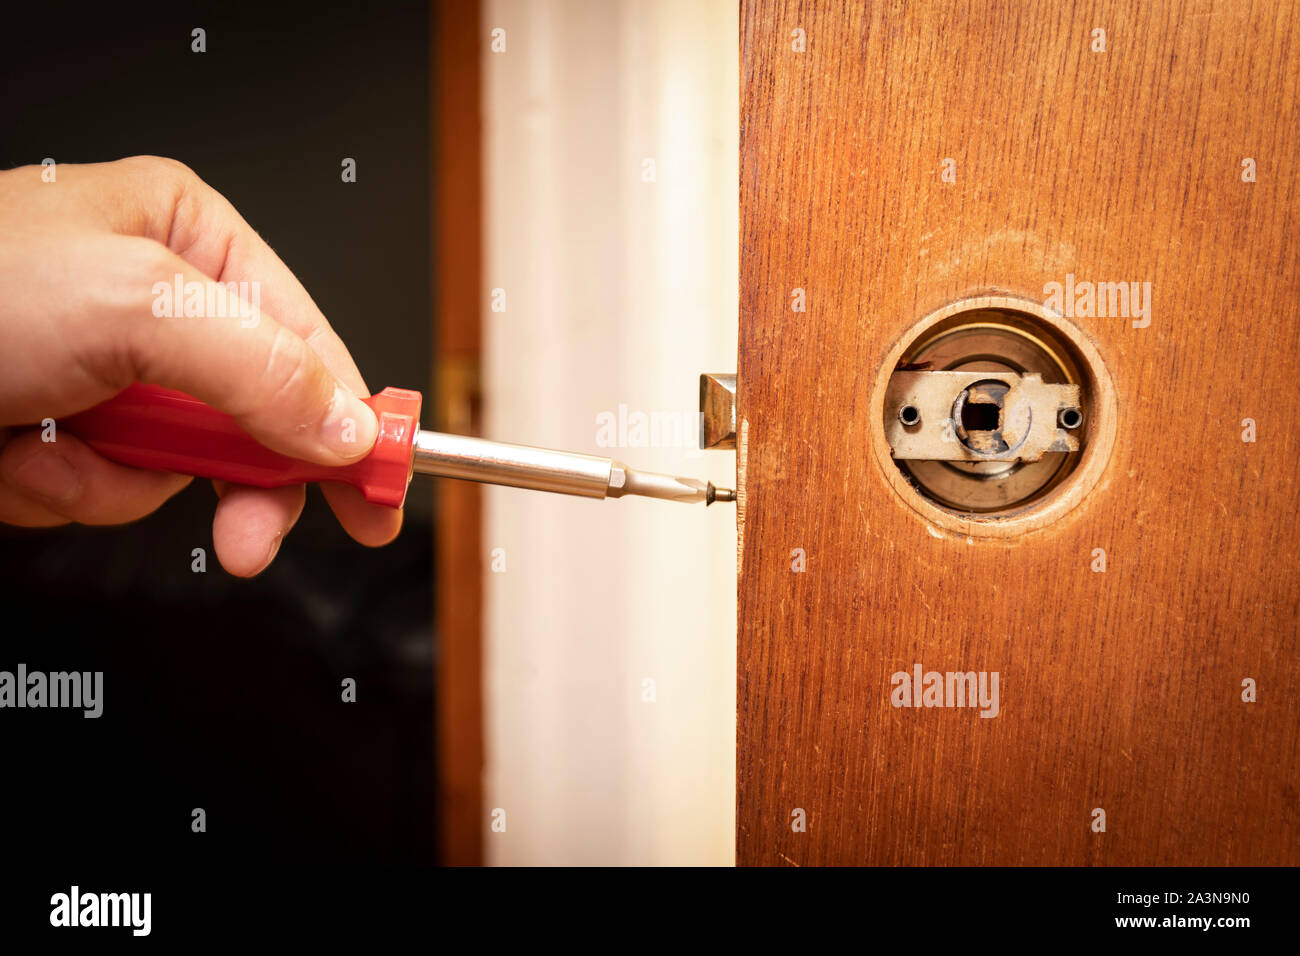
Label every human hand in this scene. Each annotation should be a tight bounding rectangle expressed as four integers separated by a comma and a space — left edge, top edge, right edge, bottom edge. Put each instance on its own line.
0, 157, 402, 575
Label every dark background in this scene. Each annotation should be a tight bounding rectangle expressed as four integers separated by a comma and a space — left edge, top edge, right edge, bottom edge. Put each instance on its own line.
0, 2, 437, 866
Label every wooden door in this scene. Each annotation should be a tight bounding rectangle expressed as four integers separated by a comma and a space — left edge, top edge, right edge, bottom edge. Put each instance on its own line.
737, 0, 1299, 865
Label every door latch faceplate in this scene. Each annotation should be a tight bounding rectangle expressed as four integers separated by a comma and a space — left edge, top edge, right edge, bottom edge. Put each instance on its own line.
885, 370, 1082, 463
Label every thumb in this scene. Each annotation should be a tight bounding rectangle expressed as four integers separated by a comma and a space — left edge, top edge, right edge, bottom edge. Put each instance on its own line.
110, 237, 378, 465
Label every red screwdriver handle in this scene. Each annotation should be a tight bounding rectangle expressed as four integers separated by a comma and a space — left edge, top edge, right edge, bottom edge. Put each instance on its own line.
64, 383, 422, 508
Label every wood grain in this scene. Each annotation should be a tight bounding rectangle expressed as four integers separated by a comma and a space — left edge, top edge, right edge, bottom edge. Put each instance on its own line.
738, 0, 1299, 865
433, 0, 483, 867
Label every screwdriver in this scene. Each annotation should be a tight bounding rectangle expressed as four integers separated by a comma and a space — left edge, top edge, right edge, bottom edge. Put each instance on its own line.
64, 383, 736, 509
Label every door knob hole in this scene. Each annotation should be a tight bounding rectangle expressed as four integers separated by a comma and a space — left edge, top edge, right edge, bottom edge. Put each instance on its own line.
870, 296, 1117, 535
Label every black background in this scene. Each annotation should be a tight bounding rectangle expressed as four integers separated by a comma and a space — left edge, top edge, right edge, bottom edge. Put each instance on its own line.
0, 0, 438, 874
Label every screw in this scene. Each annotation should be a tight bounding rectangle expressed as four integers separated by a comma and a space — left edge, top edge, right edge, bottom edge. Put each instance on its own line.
705, 482, 736, 505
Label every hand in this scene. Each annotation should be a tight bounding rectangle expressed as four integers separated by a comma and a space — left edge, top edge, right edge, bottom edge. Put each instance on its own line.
0, 156, 402, 575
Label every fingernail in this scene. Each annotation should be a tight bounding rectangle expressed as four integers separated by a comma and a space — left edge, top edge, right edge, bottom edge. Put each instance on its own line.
264, 530, 285, 569
320, 385, 378, 461
9, 446, 82, 503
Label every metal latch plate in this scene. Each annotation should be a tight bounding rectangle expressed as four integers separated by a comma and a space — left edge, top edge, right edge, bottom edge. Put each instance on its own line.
885, 370, 1081, 463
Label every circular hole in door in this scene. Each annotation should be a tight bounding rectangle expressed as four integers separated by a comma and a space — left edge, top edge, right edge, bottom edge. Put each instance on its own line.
871, 296, 1116, 535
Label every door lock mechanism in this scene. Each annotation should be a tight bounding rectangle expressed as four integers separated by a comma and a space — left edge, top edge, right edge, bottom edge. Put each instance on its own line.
886, 370, 1082, 463
874, 300, 1114, 518
699, 373, 737, 450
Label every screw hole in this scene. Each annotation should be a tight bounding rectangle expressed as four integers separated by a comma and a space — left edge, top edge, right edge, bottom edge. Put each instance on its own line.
1059, 408, 1083, 430
899, 404, 921, 426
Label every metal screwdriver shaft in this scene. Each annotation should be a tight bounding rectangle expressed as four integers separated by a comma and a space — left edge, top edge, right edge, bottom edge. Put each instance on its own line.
64, 384, 734, 510
411, 429, 735, 505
